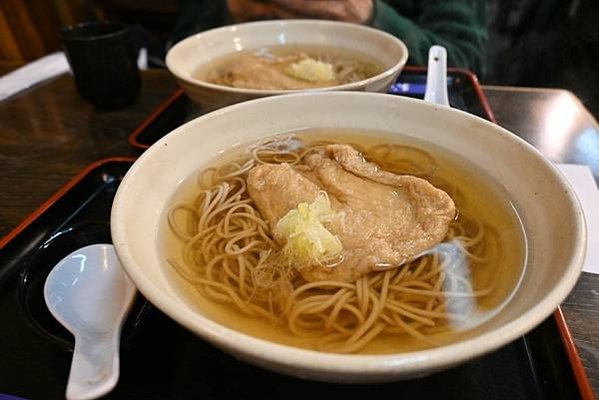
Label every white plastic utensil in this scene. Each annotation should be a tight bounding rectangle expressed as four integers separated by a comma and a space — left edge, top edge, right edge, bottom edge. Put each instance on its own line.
424, 45, 450, 107
44, 244, 136, 400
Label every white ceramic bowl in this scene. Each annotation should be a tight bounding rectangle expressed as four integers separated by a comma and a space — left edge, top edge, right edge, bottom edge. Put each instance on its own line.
111, 92, 586, 383
165, 20, 408, 110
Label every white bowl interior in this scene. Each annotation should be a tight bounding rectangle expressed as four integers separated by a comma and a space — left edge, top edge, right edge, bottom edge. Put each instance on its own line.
166, 20, 407, 91
111, 92, 585, 382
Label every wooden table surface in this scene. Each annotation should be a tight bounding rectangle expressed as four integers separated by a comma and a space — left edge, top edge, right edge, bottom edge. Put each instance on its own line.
0, 70, 597, 397
484, 85, 599, 396
483, 85, 599, 181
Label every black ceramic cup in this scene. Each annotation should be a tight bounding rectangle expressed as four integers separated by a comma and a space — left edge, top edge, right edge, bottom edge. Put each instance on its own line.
61, 22, 141, 110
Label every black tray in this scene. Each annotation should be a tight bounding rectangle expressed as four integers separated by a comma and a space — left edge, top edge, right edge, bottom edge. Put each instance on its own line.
129, 66, 496, 150
0, 159, 592, 400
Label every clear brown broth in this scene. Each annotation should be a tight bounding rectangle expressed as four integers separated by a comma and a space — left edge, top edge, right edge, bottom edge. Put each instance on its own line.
160, 128, 527, 354
193, 44, 385, 89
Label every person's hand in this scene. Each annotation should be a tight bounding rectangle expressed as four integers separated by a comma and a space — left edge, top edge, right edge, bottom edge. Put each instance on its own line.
227, 0, 374, 25
227, 0, 281, 22
272, 0, 373, 24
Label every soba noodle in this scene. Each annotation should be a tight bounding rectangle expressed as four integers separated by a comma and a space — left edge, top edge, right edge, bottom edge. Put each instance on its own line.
166, 137, 504, 353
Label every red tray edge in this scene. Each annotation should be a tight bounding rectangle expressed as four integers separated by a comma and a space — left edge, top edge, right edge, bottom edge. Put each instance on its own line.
554, 307, 596, 399
127, 67, 496, 150
0, 157, 137, 250
403, 66, 497, 124
128, 88, 185, 150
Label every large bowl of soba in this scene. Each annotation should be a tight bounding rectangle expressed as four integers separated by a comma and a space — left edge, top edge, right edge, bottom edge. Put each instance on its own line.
111, 91, 586, 382
165, 20, 408, 111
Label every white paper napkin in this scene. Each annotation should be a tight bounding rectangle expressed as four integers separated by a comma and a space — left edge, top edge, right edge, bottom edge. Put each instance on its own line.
556, 163, 599, 274
0, 52, 70, 101
0, 49, 149, 102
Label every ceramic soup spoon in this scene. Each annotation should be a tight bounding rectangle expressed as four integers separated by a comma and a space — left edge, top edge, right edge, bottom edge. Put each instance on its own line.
44, 243, 136, 400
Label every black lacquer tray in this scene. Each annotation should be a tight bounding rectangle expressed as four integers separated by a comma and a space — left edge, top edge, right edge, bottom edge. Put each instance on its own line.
0, 77, 592, 397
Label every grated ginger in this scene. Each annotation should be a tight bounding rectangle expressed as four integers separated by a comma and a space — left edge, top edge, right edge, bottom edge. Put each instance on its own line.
275, 192, 343, 267
286, 58, 335, 83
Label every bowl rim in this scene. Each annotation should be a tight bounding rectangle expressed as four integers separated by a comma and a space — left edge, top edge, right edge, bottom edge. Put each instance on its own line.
111, 91, 586, 379
165, 19, 409, 96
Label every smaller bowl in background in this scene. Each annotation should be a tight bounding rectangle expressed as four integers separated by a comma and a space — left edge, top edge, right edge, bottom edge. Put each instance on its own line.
165, 20, 408, 110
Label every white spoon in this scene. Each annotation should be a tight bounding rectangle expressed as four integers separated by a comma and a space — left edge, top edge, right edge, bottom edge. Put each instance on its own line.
44, 243, 136, 400
424, 45, 450, 107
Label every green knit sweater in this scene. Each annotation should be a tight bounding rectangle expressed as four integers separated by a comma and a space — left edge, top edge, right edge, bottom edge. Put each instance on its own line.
172, 0, 488, 74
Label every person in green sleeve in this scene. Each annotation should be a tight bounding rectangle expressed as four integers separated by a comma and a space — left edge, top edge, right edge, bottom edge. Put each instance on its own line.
172, 0, 488, 74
